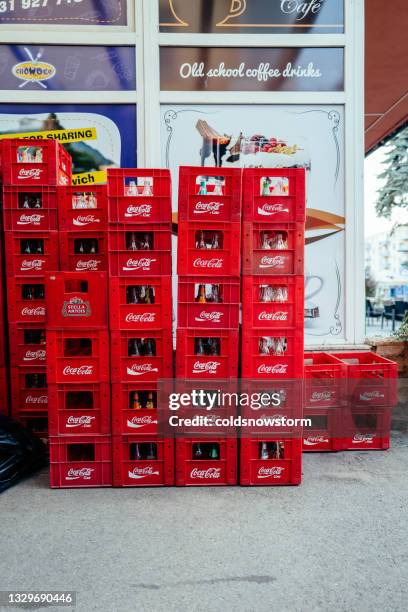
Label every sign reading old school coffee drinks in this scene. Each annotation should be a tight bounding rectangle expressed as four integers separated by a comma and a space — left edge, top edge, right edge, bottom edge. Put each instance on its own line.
159, 0, 344, 34
160, 47, 344, 92
0, 0, 127, 26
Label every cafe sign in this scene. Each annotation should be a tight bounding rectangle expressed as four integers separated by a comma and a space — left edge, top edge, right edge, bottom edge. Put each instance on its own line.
159, 0, 344, 34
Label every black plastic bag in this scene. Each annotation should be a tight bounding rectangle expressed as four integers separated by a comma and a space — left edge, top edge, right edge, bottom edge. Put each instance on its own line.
0, 415, 48, 494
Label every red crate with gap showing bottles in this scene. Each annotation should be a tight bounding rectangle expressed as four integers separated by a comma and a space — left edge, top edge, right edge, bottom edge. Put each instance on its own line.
110, 329, 173, 383
48, 382, 111, 436
176, 328, 239, 379
2, 185, 59, 231
58, 185, 108, 231
10, 366, 48, 413
109, 276, 172, 331
177, 275, 240, 329
242, 222, 304, 276
4, 231, 59, 276
175, 437, 237, 486
113, 436, 174, 487
111, 382, 160, 436
9, 323, 46, 367
108, 224, 172, 277
178, 166, 242, 223
242, 275, 304, 330
240, 438, 302, 485
0, 139, 71, 186
6, 277, 46, 324
241, 329, 304, 379
242, 168, 306, 223
107, 168, 172, 224
59, 231, 108, 272
49, 435, 112, 488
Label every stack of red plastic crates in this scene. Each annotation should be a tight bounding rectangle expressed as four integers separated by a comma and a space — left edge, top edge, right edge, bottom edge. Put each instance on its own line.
334, 352, 397, 450
0, 219, 8, 415
240, 168, 306, 485
1, 139, 71, 442
303, 352, 346, 452
175, 167, 242, 486
46, 272, 112, 487
107, 169, 174, 487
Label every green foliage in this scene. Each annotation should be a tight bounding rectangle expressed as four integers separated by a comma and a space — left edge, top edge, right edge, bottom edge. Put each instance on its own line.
376, 126, 408, 219
394, 311, 408, 340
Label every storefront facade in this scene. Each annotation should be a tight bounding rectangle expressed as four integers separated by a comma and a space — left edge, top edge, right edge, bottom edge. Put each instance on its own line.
0, 0, 364, 346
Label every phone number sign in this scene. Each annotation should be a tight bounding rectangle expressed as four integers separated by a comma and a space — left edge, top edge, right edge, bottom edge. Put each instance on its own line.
0, 0, 127, 26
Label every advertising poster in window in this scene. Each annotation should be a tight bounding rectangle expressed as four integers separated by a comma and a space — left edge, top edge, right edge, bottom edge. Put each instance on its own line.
0, 104, 137, 171
161, 104, 345, 341
0, 0, 128, 26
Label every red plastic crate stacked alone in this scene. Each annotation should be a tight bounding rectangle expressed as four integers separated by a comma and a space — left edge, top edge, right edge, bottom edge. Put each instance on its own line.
240, 169, 306, 485
46, 272, 112, 488
107, 169, 174, 487
0, 139, 71, 186
58, 185, 108, 273
303, 352, 346, 452
333, 352, 397, 451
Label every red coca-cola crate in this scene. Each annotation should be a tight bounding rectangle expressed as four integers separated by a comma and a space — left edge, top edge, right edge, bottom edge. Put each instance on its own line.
178, 166, 242, 223
10, 366, 48, 413
177, 275, 240, 329
302, 407, 342, 452
4, 231, 59, 276
177, 221, 240, 277
110, 329, 173, 383
175, 437, 237, 486
6, 277, 46, 324
107, 168, 172, 224
14, 411, 48, 447
59, 230, 107, 272
334, 352, 398, 407
241, 329, 304, 379
242, 168, 306, 223
58, 185, 108, 231
1, 139, 71, 186
108, 224, 172, 276
46, 329, 110, 384
242, 222, 304, 276
49, 435, 112, 488
341, 406, 391, 450
9, 323, 46, 367
48, 382, 111, 436
0, 366, 9, 415
176, 329, 239, 379
304, 352, 345, 408
113, 435, 174, 487
109, 276, 172, 331
240, 438, 302, 485
45, 272, 108, 329
242, 275, 304, 330
2, 186, 59, 231
111, 383, 160, 436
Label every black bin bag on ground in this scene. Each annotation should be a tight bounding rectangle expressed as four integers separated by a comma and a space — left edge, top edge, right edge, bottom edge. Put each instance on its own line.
0, 415, 47, 494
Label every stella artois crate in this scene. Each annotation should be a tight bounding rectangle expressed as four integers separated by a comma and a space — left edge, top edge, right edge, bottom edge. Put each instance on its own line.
177, 221, 241, 277
176, 328, 239, 379
58, 184, 108, 231
240, 438, 302, 485
7, 277, 46, 324
45, 272, 108, 329
108, 224, 172, 277
242, 275, 304, 330
109, 276, 172, 331
2, 185, 59, 231
48, 382, 111, 436
241, 328, 304, 379
4, 231, 59, 277
46, 329, 110, 384
107, 168, 172, 224
175, 437, 237, 486
49, 434, 112, 488
178, 166, 242, 223
59, 230, 108, 272
112, 435, 174, 487
177, 275, 240, 329
1, 139, 71, 186
242, 168, 306, 223
242, 222, 304, 276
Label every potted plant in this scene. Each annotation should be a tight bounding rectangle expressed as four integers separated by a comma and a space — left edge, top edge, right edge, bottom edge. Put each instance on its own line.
367, 312, 408, 376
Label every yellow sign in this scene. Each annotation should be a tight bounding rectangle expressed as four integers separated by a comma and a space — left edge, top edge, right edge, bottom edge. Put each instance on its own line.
72, 171, 107, 186
12, 61, 56, 83
0, 127, 97, 144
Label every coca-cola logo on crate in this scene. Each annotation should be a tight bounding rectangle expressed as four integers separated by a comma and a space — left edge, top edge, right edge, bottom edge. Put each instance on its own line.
73, 215, 100, 227
258, 310, 288, 321
62, 296, 91, 318
192, 361, 220, 375
126, 363, 159, 376
193, 258, 223, 269
194, 311, 223, 323
257, 466, 285, 479
66, 467, 94, 481
352, 434, 374, 443
257, 364, 288, 375
125, 204, 153, 218
310, 391, 333, 402
25, 395, 48, 404
17, 214, 45, 225
76, 260, 101, 271
359, 391, 384, 402
18, 168, 43, 180
123, 258, 157, 272
194, 201, 224, 215
128, 466, 159, 479
259, 255, 286, 269
257, 203, 289, 216
304, 436, 328, 446
23, 349, 46, 361
63, 365, 94, 376
127, 415, 158, 428
21, 259, 45, 271
66, 415, 95, 428
21, 306, 45, 317
190, 467, 221, 479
